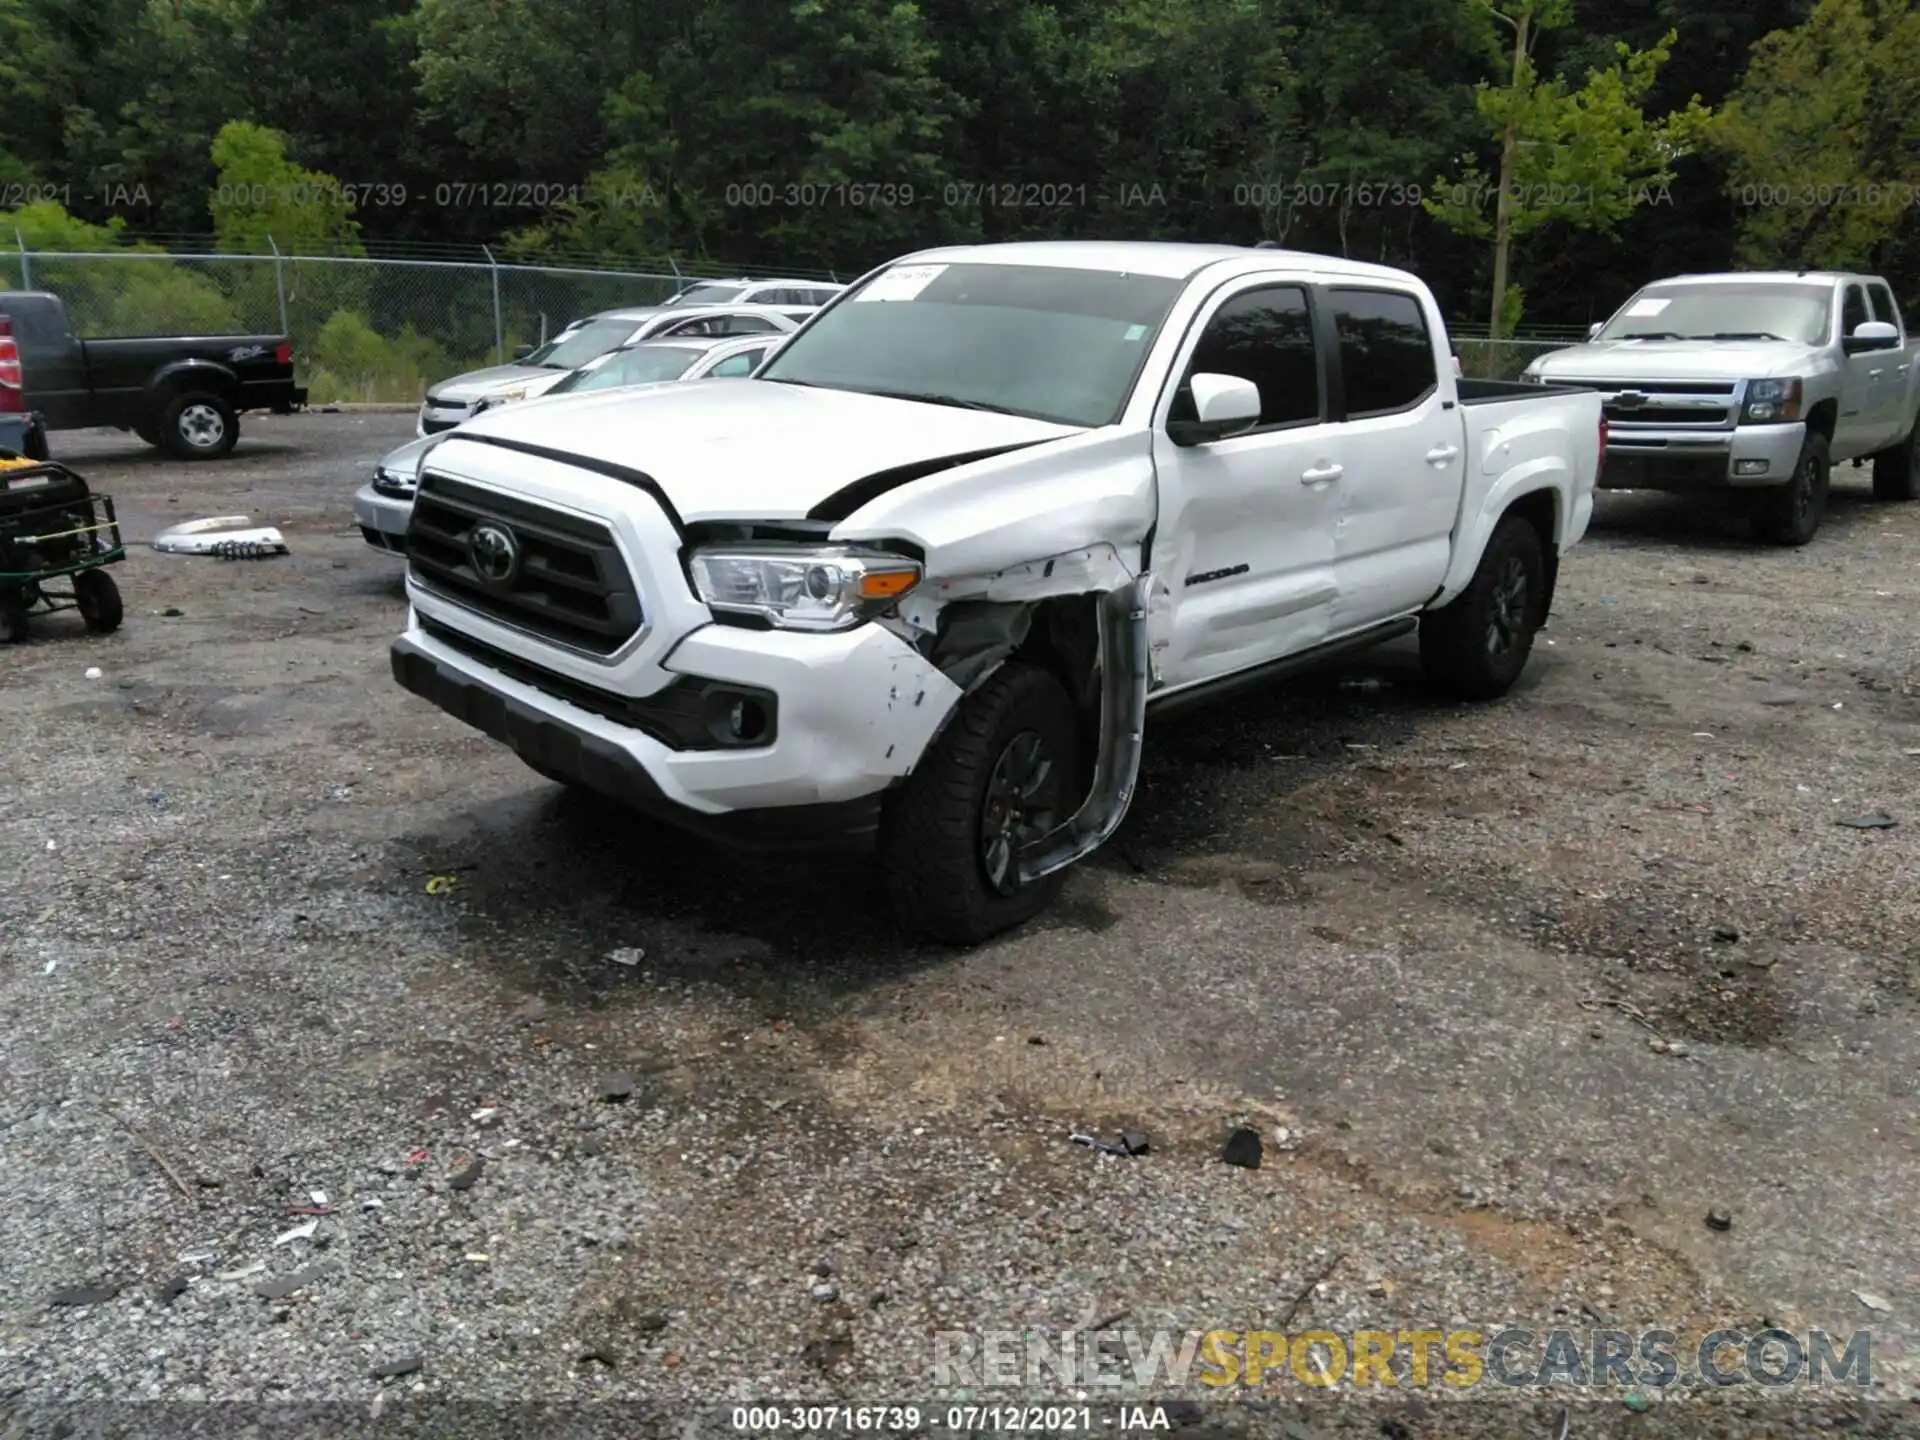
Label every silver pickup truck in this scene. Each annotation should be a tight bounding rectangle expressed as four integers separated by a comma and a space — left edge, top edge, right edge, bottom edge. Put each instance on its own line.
1523, 271, 1920, 544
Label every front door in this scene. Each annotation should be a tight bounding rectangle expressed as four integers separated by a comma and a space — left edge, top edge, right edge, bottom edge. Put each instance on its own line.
1146, 279, 1340, 693
1838, 282, 1887, 453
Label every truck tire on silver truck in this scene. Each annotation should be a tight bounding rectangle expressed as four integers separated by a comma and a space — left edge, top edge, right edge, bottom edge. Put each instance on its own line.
390, 242, 1605, 944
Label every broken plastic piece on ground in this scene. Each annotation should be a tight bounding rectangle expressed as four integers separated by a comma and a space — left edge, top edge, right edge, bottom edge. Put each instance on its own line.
1835, 812, 1897, 829
1068, 1130, 1136, 1157
151, 515, 289, 558
272, 1218, 318, 1246
607, 947, 645, 966
424, 874, 458, 895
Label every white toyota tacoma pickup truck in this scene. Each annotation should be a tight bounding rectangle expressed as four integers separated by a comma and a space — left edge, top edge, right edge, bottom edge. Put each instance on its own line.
389, 242, 1604, 942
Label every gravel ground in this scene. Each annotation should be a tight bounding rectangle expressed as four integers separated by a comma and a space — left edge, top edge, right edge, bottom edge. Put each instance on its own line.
2, 416, 1917, 1437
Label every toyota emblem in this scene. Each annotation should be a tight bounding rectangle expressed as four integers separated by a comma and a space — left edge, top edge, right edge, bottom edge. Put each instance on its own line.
467, 523, 520, 585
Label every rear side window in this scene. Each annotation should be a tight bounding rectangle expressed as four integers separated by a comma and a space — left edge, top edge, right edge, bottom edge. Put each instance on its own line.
1869, 282, 1904, 331
1170, 285, 1319, 428
1330, 288, 1436, 417
1842, 285, 1870, 334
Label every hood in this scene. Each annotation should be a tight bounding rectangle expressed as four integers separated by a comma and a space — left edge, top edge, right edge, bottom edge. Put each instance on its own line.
1529, 339, 1815, 384
377, 432, 441, 475
427, 362, 560, 403
446, 380, 1083, 521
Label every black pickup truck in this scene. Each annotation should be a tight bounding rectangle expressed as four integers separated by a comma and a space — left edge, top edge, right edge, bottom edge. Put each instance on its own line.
0, 290, 306, 460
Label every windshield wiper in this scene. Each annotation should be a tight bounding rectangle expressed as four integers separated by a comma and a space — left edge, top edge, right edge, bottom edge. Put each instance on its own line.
1687, 332, 1787, 342
857, 387, 1018, 414
1618, 331, 1684, 341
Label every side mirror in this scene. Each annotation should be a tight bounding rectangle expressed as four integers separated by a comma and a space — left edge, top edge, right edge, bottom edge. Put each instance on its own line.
1166, 373, 1262, 446
1844, 320, 1899, 353
512, 344, 534, 360
1587, 322, 1604, 340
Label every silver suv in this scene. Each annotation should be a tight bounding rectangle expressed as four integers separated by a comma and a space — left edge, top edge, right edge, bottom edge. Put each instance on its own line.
664, 278, 844, 308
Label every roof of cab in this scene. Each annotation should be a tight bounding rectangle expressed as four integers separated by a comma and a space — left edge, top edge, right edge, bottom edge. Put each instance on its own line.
1650, 271, 1862, 286
889, 239, 1423, 287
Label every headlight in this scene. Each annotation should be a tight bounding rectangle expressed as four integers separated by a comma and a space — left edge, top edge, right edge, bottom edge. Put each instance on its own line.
1743, 378, 1802, 422
688, 544, 921, 631
372, 466, 417, 497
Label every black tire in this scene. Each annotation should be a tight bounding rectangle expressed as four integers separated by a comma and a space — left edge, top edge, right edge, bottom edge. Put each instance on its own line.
22, 419, 48, 460
1753, 429, 1830, 545
0, 593, 26, 643
1419, 513, 1547, 702
1871, 425, 1919, 502
158, 390, 239, 461
73, 569, 123, 634
878, 661, 1083, 945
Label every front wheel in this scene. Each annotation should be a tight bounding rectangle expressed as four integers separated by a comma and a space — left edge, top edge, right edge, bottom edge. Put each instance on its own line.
73, 569, 123, 634
1753, 429, 1830, 545
1871, 425, 1919, 502
1419, 514, 1546, 701
159, 391, 239, 461
879, 661, 1083, 945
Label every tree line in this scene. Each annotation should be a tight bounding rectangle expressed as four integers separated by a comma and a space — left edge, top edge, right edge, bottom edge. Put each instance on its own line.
1, 0, 1917, 330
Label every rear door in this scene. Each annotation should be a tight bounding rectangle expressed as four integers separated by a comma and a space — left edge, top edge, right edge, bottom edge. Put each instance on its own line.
1146, 278, 1339, 691
1318, 284, 1464, 628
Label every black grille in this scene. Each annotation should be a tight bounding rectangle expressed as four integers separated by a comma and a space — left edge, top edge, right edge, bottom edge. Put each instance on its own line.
1603, 401, 1731, 425
417, 617, 775, 751
406, 472, 642, 654
420, 416, 460, 434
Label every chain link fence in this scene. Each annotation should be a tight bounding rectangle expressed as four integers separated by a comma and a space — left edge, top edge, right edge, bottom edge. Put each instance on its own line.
0, 246, 845, 403
0, 241, 1583, 397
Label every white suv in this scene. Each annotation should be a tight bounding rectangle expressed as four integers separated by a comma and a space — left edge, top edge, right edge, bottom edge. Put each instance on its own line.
664, 278, 844, 308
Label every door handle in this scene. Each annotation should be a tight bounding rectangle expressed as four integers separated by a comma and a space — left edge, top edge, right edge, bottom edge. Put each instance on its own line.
1301, 463, 1343, 485
1868, 369, 1883, 379
1425, 444, 1460, 464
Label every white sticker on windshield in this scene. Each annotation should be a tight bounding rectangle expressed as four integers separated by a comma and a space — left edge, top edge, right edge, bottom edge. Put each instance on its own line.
1124, 324, 1148, 341
854, 264, 947, 302
1624, 297, 1670, 317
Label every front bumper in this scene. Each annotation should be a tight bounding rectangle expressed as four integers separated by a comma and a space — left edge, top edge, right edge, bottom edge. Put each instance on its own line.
389, 613, 964, 848
1599, 422, 1806, 491
353, 483, 413, 555
417, 399, 474, 437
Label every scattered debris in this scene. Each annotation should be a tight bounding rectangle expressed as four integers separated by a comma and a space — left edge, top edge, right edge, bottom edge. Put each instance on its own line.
471, 1108, 498, 1123
371, 1355, 422, 1380
273, 1219, 319, 1247
1835, 812, 1897, 830
98, 1102, 197, 1206
1854, 1291, 1893, 1314
1120, 1129, 1151, 1156
578, 1347, 619, 1370
1221, 1127, 1263, 1170
42, 959, 56, 975
600, 1072, 636, 1103
424, 874, 459, 895
1623, 1392, 1652, 1413
155, 1275, 191, 1306
607, 947, 645, 966
1278, 1252, 1345, 1326
84, 667, 102, 680
48, 1285, 117, 1308
810, 1282, 838, 1302
215, 1260, 267, 1281
405, 1147, 429, 1165
1705, 1209, 1733, 1232
362, 1197, 385, 1211
812, 1261, 834, 1278
1069, 1130, 1137, 1157
448, 1157, 485, 1192
151, 516, 289, 558
1712, 926, 1739, 943
309, 1189, 329, 1206
162, 606, 183, 617
464, 1253, 490, 1263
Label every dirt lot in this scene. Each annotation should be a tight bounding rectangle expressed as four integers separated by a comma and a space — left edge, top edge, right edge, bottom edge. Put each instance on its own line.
2, 413, 1917, 1435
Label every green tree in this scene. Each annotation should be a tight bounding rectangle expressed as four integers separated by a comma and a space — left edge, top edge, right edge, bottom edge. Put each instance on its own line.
209, 121, 364, 255
1427, 2, 1712, 336
1710, 0, 1920, 274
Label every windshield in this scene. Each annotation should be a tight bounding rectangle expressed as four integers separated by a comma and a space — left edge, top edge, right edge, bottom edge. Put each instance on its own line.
524, 318, 642, 369
1595, 282, 1832, 344
551, 344, 704, 394
672, 282, 746, 307
755, 262, 1182, 426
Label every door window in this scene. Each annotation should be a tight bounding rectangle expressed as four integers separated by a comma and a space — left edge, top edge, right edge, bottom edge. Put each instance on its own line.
1168, 285, 1319, 429
1328, 288, 1437, 418
1842, 285, 1870, 335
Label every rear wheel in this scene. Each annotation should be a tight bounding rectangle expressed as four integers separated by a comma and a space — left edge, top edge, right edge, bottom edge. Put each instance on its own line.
1753, 429, 1830, 545
73, 569, 123, 634
159, 391, 239, 461
878, 661, 1082, 945
1871, 425, 1919, 502
1419, 514, 1546, 701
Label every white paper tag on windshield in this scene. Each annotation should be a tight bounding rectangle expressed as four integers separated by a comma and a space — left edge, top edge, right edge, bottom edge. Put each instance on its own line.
855, 264, 947, 302
1624, 297, 1670, 317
